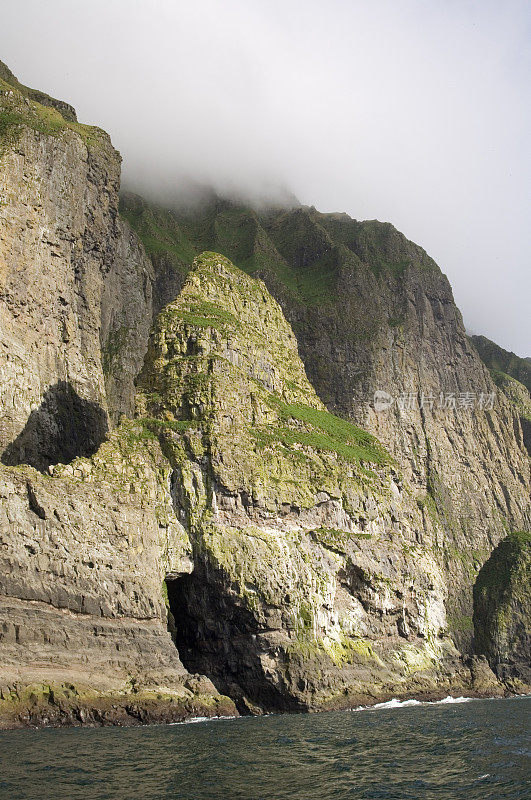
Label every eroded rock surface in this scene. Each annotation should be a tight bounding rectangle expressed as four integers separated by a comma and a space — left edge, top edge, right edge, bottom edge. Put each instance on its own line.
122, 196, 531, 649
133, 253, 501, 711
473, 532, 530, 688
0, 421, 235, 727
0, 66, 232, 726
0, 66, 153, 467
0, 64, 527, 726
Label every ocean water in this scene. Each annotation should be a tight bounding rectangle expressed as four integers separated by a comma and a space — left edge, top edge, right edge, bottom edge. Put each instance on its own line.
0, 696, 529, 800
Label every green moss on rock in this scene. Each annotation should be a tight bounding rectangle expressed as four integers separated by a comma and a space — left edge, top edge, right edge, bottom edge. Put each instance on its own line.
473, 532, 530, 683
136, 252, 392, 511
0, 74, 107, 157
119, 193, 441, 316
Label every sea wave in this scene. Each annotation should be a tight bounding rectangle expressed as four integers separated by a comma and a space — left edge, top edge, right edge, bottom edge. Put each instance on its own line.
437, 695, 471, 704
170, 715, 236, 726
174, 696, 475, 724
352, 695, 472, 712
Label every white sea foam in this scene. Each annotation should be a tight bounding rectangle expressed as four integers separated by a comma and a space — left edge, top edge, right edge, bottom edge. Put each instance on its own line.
437, 695, 470, 704
173, 696, 477, 724
351, 695, 473, 712
170, 715, 235, 726
372, 698, 422, 709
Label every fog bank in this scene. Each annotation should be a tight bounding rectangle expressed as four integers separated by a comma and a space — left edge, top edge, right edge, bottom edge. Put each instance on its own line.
1, 0, 530, 354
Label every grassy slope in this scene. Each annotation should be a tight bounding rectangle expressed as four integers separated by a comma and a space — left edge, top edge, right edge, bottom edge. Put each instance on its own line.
471, 335, 531, 395
137, 252, 390, 477
0, 61, 107, 153
119, 192, 439, 309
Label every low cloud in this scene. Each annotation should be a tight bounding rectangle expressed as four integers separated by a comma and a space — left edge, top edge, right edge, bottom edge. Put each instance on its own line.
2, 0, 530, 354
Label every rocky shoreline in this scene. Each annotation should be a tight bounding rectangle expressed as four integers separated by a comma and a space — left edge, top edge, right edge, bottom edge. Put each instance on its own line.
3, 650, 523, 731
0, 681, 518, 732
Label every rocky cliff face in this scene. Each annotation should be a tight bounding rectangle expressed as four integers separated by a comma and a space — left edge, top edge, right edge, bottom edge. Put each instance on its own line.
0, 65, 233, 727
121, 195, 531, 647
473, 532, 530, 686
471, 335, 531, 395
0, 423, 234, 726
471, 334, 531, 458
132, 252, 502, 711
0, 65, 528, 726
0, 61, 153, 465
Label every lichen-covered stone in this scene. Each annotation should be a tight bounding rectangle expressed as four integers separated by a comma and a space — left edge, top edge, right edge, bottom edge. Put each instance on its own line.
134, 253, 485, 712
122, 194, 531, 652
473, 532, 530, 687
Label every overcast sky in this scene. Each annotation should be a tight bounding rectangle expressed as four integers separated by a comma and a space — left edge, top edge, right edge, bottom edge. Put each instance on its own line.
2, 0, 530, 356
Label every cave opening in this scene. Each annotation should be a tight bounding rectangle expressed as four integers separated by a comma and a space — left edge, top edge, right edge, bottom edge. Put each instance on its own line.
1, 380, 108, 473
164, 571, 303, 714
164, 573, 200, 674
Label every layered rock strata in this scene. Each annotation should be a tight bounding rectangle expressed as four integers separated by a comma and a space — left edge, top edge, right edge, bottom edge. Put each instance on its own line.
133, 253, 501, 711
0, 63, 528, 726
0, 64, 233, 727
121, 195, 531, 648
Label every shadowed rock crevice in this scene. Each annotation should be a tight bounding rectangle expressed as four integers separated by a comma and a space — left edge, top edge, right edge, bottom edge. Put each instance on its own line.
1, 381, 108, 473
520, 417, 531, 457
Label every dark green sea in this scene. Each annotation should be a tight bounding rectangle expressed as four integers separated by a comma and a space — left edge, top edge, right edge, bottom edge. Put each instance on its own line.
0, 696, 529, 799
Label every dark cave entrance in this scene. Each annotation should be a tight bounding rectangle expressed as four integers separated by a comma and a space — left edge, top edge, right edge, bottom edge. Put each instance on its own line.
164, 570, 265, 685
164, 571, 306, 714
164, 573, 200, 673
1, 381, 108, 473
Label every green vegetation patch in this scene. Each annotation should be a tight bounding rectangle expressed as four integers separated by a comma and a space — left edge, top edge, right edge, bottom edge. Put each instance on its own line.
473, 530, 530, 663
475, 531, 530, 591
447, 613, 473, 634
1, 78, 107, 153
277, 402, 379, 447
174, 300, 240, 330
472, 335, 531, 394
119, 200, 196, 273
0, 110, 25, 150
120, 197, 344, 307
251, 424, 386, 466
254, 400, 390, 466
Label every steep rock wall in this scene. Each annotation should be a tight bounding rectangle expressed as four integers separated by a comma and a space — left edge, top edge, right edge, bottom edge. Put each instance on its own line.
0, 421, 234, 727
134, 253, 500, 712
0, 66, 233, 726
122, 196, 531, 647
0, 68, 153, 469
473, 531, 530, 687
0, 64, 525, 725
